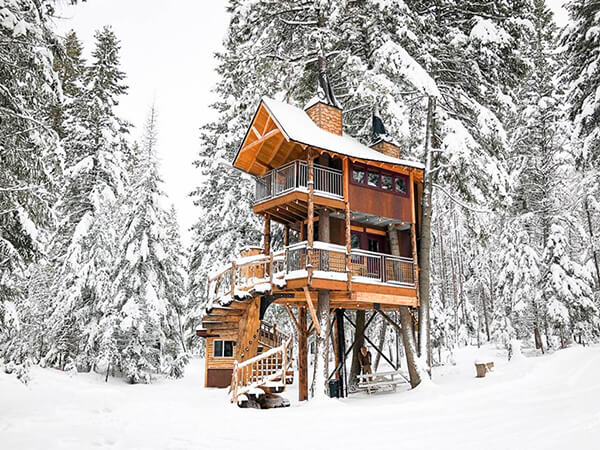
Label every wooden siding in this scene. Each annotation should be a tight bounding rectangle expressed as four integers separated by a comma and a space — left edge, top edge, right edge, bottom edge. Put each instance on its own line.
206, 337, 235, 370
349, 183, 412, 222
206, 368, 233, 388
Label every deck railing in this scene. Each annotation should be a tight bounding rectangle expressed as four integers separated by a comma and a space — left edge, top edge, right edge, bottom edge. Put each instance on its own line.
231, 336, 293, 404
207, 242, 415, 307
255, 160, 343, 204
286, 241, 416, 286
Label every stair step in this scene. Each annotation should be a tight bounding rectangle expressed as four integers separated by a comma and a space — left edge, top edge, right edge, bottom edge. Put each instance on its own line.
209, 307, 244, 316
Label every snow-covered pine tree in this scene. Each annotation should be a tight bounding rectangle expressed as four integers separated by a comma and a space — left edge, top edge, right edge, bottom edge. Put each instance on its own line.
541, 224, 597, 347
0, 0, 63, 374
561, 0, 600, 289
42, 26, 130, 371
108, 106, 188, 383
190, 0, 536, 390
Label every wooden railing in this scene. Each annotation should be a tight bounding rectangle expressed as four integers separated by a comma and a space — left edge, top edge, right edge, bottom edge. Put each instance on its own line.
255, 160, 343, 204
287, 241, 416, 286
259, 321, 285, 348
350, 249, 415, 285
231, 336, 293, 404
207, 250, 285, 303
208, 242, 415, 307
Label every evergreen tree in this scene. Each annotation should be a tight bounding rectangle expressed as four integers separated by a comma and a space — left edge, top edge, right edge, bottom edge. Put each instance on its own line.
561, 0, 600, 288
0, 0, 63, 374
541, 224, 597, 346
43, 26, 130, 370
108, 106, 188, 383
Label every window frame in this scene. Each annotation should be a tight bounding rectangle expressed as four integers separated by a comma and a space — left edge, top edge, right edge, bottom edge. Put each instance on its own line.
350, 162, 410, 197
213, 339, 235, 358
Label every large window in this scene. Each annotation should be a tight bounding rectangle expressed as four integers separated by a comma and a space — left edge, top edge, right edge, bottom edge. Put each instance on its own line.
350, 163, 409, 197
213, 340, 234, 358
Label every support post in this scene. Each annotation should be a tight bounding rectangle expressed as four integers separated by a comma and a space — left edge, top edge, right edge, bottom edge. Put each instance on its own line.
343, 157, 352, 291
284, 224, 290, 247
264, 213, 271, 256
298, 306, 308, 401
307, 149, 315, 285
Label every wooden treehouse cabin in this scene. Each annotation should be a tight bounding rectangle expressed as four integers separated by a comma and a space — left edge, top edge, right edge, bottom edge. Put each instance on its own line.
197, 86, 424, 406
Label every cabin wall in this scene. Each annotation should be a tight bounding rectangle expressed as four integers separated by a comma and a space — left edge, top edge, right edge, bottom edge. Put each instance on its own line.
205, 337, 235, 388
349, 183, 412, 222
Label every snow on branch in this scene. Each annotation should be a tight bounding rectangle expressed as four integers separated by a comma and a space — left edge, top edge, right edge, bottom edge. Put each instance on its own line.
373, 42, 440, 97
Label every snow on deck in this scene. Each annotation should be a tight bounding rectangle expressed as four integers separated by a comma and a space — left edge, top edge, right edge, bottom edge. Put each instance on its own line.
262, 97, 425, 170
1, 345, 599, 449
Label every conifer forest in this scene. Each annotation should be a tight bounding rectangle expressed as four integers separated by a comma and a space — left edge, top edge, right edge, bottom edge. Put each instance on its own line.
1, 1, 600, 449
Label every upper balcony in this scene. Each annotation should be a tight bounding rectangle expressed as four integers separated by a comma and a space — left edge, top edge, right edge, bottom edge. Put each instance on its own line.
252, 160, 346, 221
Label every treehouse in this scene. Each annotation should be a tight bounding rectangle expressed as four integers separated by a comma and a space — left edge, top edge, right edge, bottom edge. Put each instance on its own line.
197, 83, 424, 406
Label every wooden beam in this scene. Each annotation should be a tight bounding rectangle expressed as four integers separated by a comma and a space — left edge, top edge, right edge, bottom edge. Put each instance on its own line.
303, 287, 321, 336
376, 309, 403, 335
307, 148, 315, 285
264, 213, 271, 255
251, 126, 261, 139
239, 128, 281, 155
284, 305, 300, 333
298, 306, 308, 401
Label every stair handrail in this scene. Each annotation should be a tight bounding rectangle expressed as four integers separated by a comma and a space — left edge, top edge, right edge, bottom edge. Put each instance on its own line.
231, 335, 293, 405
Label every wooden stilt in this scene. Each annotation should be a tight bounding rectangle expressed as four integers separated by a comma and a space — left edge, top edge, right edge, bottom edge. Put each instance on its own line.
307, 149, 314, 285
298, 306, 308, 401
264, 213, 271, 256
284, 224, 290, 247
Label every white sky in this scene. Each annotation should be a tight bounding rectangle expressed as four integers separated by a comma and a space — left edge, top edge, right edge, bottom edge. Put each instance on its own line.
53, 0, 569, 246
54, 0, 230, 245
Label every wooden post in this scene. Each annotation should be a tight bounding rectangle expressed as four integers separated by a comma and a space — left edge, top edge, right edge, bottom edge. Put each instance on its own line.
343, 157, 352, 291
230, 263, 237, 298
298, 306, 308, 401
264, 213, 271, 256
284, 225, 290, 247
307, 149, 315, 285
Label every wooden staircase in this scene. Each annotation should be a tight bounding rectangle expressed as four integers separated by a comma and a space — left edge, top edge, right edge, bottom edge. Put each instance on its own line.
200, 293, 294, 408
231, 335, 294, 408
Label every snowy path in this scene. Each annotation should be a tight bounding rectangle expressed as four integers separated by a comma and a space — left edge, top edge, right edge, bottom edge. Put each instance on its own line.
1, 345, 599, 450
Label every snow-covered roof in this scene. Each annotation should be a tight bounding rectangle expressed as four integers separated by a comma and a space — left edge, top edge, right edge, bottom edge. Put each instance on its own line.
261, 97, 424, 170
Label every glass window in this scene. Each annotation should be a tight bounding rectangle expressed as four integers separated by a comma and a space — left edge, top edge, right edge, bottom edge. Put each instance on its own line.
352, 166, 365, 183
368, 239, 380, 253
350, 234, 361, 249
395, 176, 407, 194
214, 340, 223, 357
382, 174, 393, 190
368, 170, 380, 187
224, 341, 234, 357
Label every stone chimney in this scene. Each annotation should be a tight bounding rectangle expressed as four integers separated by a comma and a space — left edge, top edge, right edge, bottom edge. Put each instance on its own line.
305, 101, 343, 135
369, 105, 402, 159
304, 54, 343, 135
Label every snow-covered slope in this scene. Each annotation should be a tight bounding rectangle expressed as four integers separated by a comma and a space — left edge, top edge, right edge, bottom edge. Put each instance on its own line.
1, 345, 599, 449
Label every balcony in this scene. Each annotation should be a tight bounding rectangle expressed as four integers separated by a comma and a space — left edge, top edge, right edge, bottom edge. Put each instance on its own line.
254, 160, 344, 205
286, 241, 416, 287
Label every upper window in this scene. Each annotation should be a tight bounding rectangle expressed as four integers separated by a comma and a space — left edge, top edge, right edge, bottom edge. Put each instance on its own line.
395, 177, 407, 195
367, 170, 380, 187
213, 340, 234, 358
352, 166, 365, 184
350, 163, 410, 197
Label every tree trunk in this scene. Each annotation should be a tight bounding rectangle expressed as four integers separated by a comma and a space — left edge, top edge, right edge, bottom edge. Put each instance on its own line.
418, 96, 436, 371
373, 320, 388, 372
399, 307, 422, 388
388, 224, 423, 387
584, 195, 600, 288
349, 310, 365, 389
312, 207, 331, 398
481, 288, 490, 342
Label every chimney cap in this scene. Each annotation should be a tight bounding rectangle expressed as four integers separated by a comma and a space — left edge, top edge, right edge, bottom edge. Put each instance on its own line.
370, 105, 401, 147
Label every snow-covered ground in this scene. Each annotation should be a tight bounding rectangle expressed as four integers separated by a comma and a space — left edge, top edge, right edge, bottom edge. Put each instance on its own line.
2, 345, 599, 450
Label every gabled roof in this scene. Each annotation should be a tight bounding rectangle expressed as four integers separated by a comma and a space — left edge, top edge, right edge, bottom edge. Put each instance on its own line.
260, 97, 424, 170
